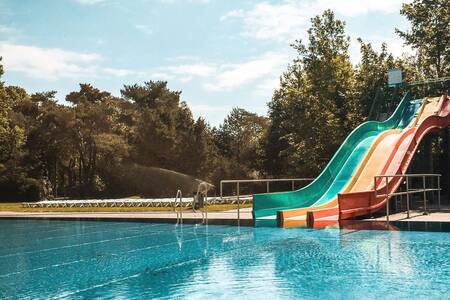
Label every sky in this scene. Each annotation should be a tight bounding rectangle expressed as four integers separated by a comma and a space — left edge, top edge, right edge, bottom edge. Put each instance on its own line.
0, 0, 412, 126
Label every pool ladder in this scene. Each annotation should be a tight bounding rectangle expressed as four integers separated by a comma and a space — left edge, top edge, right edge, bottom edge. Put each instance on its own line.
194, 182, 208, 225
174, 190, 183, 224
173, 184, 209, 225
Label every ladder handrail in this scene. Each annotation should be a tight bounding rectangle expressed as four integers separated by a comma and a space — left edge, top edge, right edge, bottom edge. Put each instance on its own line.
174, 190, 183, 224
195, 182, 209, 224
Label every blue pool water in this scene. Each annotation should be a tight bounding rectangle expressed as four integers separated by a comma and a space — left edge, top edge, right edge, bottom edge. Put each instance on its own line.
0, 220, 449, 299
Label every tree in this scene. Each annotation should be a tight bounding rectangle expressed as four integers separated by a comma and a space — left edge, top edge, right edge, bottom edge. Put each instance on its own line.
214, 108, 267, 178
354, 40, 419, 118
396, 0, 450, 200
396, 0, 450, 78
0, 57, 9, 165
122, 81, 180, 168
263, 10, 362, 176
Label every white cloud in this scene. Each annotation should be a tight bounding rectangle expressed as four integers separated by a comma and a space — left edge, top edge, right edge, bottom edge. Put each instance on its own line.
179, 76, 193, 83
189, 104, 232, 125
165, 55, 201, 62
74, 0, 106, 5
149, 71, 176, 81
222, 3, 309, 42
0, 43, 100, 80
135, 24, 153, 35
102, 67, 136, 77
254, 76, 281, 97
147, 63, 216, 82
0, 25, 15, 34
148, 53, 288, 101
158, 0, 210, 4
167, 63, 215, 77
348, 34, 413, 64
190, 104, 231, 113
204, 52, 290, 91
222, 0, 408, 42
326, 0, 408, 17
0, 43, 137, 80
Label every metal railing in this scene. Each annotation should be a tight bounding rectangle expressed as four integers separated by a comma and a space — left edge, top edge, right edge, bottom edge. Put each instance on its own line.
219, 178, 314, 225
195, 182, 209, 225
173, 190, 183, 224
374, 174, 441, 224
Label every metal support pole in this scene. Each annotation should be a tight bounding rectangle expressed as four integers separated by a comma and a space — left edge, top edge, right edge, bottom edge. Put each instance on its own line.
266, 181, 270, 193
179, 192, 183, 225
386, 176, 390, 225
372, 176, 378, 219
437, 176, 441, 211
406, 176, 410, 219
423, 175, 427, 213
237, 182, 240, 225
220, 181, 223, 200
205, 191, 208, 225
292, 180, 295, 191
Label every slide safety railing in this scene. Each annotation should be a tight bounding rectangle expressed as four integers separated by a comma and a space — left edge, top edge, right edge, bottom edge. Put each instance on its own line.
219, 178, 314, 225
374, 174, 441, 224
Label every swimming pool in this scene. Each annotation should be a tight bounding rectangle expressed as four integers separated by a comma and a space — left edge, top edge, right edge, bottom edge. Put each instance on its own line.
0, 220, 449, 299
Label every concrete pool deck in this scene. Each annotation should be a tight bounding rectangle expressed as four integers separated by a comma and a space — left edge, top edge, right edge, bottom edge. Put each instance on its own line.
361, 210, 450, 222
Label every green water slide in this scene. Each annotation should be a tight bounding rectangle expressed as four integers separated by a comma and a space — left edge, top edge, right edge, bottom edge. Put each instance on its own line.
253, 93, 423, 221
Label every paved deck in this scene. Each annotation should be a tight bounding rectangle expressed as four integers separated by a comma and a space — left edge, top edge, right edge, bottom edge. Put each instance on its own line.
363, 210, 450, 223
0, 208, 254, 226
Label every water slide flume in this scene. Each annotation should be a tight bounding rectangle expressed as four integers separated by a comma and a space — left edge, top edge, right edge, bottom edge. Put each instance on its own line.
302, 96, 440, 227
254, 94, 450, 228
252, 92, 421, 225
281, 129, 405, 228
335, 95, 450, 222
298, 96, 448, 228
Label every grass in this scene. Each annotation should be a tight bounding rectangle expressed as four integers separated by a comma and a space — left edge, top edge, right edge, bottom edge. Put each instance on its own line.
0, 202, 252, 213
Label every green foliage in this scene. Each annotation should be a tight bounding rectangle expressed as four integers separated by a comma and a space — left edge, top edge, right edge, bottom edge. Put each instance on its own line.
0, 76, 222, 200
262, 10, 363, 176
213, 107, 267, 177
0, 175, 41, 202
396, 0, 449, 77
395, 0, 449, 196
101, 164, 204, 198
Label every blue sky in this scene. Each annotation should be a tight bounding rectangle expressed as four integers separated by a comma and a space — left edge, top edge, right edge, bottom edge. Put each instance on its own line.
0, 0, 411, 126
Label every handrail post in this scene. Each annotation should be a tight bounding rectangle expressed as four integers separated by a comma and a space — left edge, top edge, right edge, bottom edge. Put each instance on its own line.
423, 175, 427, 213
406, 176, 410, 219
373, 176, 377, 219
437, 175, 441, 211
292, 180, 295, 191
220, 181, 223, 200
237, 181, 240, 226
386, 176, 390, 225
204, 190, 208, 225
174, 190, 183, 225
179, 192, 183, 224
266, 181, 270, 193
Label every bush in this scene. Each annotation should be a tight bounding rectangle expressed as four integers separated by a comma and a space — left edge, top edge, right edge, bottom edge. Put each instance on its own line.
0, 176, 42, 202
100, 163, 209, 198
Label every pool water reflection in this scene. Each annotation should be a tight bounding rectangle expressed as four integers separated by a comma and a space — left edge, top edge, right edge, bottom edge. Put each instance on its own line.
0, 220, 449, 299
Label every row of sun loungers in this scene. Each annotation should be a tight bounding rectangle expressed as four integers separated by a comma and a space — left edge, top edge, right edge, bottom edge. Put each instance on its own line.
22, 195, 253, 208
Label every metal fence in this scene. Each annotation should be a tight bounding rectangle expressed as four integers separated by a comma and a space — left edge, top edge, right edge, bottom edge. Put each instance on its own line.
218, 178, 314, 224
374, 174, 441, 224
